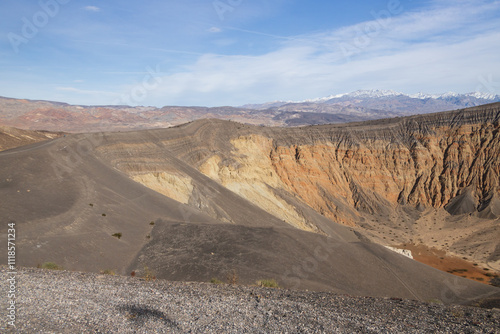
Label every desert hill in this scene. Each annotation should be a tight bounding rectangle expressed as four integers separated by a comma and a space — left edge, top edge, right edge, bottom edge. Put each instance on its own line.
0, 125, 63, 152
0, 103, 499, 305
2, 90, 498, 132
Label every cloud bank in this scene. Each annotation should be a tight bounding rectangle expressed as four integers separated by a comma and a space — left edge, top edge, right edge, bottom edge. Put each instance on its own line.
136, 0, 500, 106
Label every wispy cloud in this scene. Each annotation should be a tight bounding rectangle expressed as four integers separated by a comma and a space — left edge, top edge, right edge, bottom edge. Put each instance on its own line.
2, 0, 499, 107
291, 0, 500, 60
56, 86, 116, 97
128, 0, 500, 106
84, 6, 100, 12
208, 27, 222, 33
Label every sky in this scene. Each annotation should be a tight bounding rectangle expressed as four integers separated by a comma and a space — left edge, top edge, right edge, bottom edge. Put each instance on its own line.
1, 0, 499, 107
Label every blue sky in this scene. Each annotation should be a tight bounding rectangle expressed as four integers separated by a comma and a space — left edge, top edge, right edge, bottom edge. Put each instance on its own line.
1, 0, 499, 107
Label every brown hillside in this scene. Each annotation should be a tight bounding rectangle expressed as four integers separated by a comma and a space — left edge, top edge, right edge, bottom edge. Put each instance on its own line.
0, 125, 64, 151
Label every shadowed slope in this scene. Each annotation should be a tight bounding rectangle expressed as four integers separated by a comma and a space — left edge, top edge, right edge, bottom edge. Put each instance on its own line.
131, 222, 499, 304
0, 136, 224, 273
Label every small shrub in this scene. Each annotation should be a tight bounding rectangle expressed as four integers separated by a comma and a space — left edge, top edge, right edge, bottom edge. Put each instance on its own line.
112, 233, 122, 239
142, 266, 156, 281
101, 269, 115, 275
226, 269, 239, 285
39, 262, 62, 270
89, 203, 94, 207
102, 213, 106, 217
210, 278, 223, 284
490, 277, 500, 287
150, 221, 155, 226
428, 299, 444, 304
257, 279, 279, 288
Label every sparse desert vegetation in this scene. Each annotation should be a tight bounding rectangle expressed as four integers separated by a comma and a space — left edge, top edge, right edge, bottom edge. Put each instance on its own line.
256, 279, 279, 288
226, 269, 239, 285
101, 269, 116, 275
38, 262, 62, 270
142, 266, 156, 281
210, 278, 224, 284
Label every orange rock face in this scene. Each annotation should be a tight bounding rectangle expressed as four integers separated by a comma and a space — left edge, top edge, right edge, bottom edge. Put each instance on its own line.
266, 122, 500, 225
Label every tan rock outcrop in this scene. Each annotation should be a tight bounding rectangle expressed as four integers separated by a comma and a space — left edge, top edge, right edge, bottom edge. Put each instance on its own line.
132, 172, 193, 204
200, 135, 318, 232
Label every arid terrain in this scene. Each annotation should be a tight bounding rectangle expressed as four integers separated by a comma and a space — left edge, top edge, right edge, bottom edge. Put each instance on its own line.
104, 103, 500, 276
0, 125, 64, 151
1, 266, 499, 333
3, 0, 500, 331
0, 96, 382, 132
1, 91, 498, 132
1, 102, 499, 309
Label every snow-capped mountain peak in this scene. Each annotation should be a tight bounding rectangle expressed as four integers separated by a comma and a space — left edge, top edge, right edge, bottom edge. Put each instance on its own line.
303, 89, 404, 103
342, 89, 404, 98
466, 92, 500, 100
407, 91, 500, 100
312, 90, 499, 102
247, 90, 500, 110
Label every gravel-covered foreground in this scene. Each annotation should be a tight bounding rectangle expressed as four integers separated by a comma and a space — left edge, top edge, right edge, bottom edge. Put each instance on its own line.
1, 267, 499, 333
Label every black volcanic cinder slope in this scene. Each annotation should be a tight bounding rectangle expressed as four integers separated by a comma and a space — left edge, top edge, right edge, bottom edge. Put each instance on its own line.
0, 109, 499, 305
130, 221, 499, 304
0, 136, 222, 273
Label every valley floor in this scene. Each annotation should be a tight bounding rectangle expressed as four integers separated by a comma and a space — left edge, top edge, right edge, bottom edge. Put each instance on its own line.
1, 267, 499, 333
396, 243, 499, 286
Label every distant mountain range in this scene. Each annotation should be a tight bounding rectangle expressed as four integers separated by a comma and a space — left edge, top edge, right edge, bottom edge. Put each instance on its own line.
0, 90, 499, 132
243, 90, 500, 114
309, 89, 499, 102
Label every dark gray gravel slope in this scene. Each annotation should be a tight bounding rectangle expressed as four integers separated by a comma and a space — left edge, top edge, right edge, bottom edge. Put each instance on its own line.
1, 267, 499, 333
